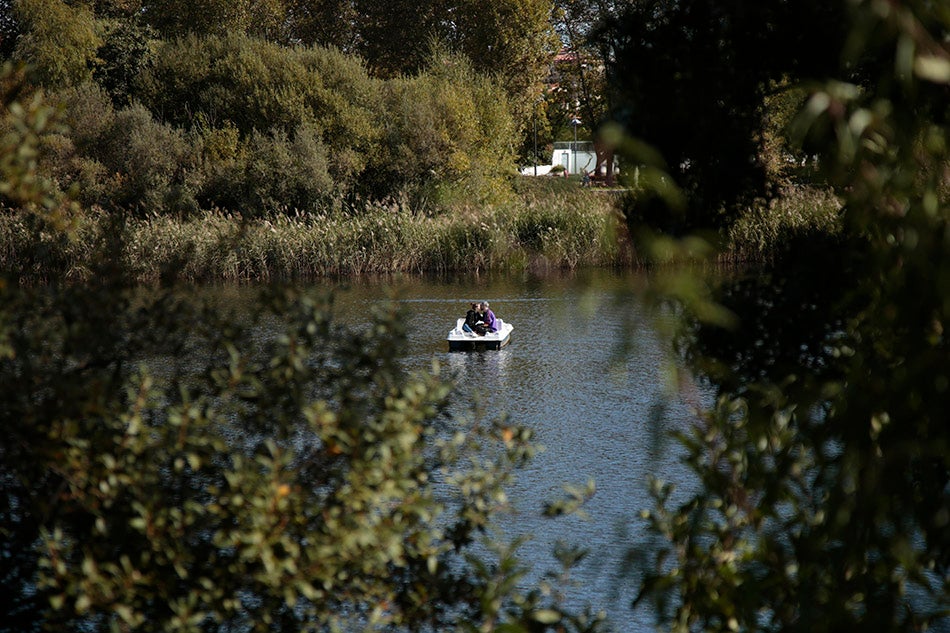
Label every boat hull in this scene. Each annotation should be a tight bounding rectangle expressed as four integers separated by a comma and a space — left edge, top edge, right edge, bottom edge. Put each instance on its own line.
446, 319, 513, 352
448, 333, 511, 352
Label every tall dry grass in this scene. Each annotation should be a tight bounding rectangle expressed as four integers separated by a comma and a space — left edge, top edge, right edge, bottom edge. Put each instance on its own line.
1, 182, 843, 282
1, 184, 627, 282
721, 185, 842, 263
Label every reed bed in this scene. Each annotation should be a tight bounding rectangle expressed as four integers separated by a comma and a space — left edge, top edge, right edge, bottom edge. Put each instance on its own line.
721, 184, 842, 263
2, 182, 843, 282
1, 186, 627, 283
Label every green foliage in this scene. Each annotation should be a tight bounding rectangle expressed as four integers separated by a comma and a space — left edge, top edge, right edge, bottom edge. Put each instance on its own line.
96, 101, 195, 213
55, 82, 116, 151
139, 33, 320, 135
371, 50, 516, 209
49, 82, 124, 209
759, 82, 815, 186
543, 0, 612, 165
502, 185, 620, 269
131, 34, 518, 212
0, 64, 77, 231
723, 185, 842, 263
140, 0, 284, 39
283, 0, 359, 51
8, 10, 529, 216
0, 276, 546, 631
347, 0, 445, 78
12, 0, 101, 87
617, 1, 950, 630
286, 0, 557, 124
215, 123, 334, 217
93, 18, 155, 108
448, 0, 559, 122
292, 45, 383, 191
8, 0, 556, 195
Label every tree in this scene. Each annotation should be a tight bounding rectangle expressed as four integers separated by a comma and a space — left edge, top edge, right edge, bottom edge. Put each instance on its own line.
367, 48, 517, 207
12, 0, 101, 87
1, 68, 607, 633
280, 0, 558, 132
283, 0, 359, 51
604, 0, 850, 234
449, 0, 559, 123
139, 0, 285, 40
611, 0, 950, 630
132, 33, 522, 212
548, 0, 617, 180
349, 0, 445, 78
93, 18, 155, 107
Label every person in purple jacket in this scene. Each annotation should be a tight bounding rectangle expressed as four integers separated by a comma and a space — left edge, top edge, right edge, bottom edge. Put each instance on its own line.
480, 301, 497, 333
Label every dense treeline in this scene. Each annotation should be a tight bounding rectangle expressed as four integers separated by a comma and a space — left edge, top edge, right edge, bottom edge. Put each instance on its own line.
10, 42, 515, 216
0, 0, 651, 284
1, 0, 557, 218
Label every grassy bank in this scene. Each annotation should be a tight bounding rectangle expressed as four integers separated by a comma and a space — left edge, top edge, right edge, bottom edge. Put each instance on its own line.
0, 179, 630, 283
721, 184, 842, 263
1, 178, 844, 283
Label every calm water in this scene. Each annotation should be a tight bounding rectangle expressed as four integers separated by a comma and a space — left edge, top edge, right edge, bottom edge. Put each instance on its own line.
320, 269, 707, 628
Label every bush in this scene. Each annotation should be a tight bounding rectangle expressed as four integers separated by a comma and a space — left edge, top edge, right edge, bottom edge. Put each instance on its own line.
42, 86, 197, 214
55, 83, 117, 153
12, 0, 100, 87
93, 20, 156, 108
293, 46, 384, 190
137, 33, 384, 143
137, 34, 397, 208
96, 102, 195, 213
243, 124, 334, 215
19, 33, 522, 217
366, 50, 516, 211
724, 184, 842, 262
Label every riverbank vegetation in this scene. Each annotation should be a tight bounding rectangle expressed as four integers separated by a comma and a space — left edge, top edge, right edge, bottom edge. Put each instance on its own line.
13, 41, 517, 217
2, 0, 947, 631
2, 0, 560, 217
0, 0, 846, 282
721, 184, 841, 264
0, 10, 632, 282
0, 177, 628, 282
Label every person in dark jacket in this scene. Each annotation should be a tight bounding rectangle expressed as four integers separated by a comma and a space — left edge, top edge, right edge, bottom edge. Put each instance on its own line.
463, 302, 487, 335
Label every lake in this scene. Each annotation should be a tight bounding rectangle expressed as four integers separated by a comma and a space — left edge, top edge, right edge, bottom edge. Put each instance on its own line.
319, 268, 708, 628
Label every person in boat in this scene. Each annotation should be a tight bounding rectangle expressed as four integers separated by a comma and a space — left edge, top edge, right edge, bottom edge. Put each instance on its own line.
463, 302, 488, 335
480, 301, 498, 333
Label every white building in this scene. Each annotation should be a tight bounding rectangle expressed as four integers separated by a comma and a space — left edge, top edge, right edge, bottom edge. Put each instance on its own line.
551, 141, 597, 174
521, 141, 614, 177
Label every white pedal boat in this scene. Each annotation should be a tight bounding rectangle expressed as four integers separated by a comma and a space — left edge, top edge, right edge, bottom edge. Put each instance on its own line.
447, 318, 513, 351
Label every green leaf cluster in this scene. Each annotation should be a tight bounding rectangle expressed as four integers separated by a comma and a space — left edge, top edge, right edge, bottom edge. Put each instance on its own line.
612, 1, 950, 630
